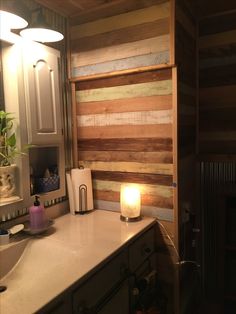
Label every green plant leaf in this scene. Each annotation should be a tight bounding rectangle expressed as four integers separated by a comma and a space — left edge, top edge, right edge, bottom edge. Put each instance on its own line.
6, 133, 16, 147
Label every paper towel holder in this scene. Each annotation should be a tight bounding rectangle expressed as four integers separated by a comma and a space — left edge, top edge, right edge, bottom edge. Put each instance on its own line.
79, 184, 88, 213
66, 168, 94, 215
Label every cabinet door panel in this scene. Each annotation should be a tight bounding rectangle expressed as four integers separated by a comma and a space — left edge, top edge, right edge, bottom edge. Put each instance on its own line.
97, 280, 129, 314
23, 43, 62, 144
34, 60, 57, 133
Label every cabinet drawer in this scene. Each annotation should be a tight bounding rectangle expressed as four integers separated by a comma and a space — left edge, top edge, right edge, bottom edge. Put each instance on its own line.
129, 228, 155, 272
73, 250, 128, 313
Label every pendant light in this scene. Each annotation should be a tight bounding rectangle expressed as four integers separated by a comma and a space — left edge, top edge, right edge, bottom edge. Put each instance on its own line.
20, 8, 64, 43
0, 0, 29, 43
0, 10, 28, 29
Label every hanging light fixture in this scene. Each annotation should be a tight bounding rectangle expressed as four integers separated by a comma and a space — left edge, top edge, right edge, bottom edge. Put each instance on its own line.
0, 0, 29, 43
0, 10, 28, 29
0, 0, 28, 29
20, 8, 64, 43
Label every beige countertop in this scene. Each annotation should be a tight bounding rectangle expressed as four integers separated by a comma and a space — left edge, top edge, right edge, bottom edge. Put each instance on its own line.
0, 210, 155, 314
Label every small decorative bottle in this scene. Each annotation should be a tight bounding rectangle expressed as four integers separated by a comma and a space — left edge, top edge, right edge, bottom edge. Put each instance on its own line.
29, 196, 46, 230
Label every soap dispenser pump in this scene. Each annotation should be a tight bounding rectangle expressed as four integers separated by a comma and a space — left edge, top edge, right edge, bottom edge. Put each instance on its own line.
29, 196, 45, 230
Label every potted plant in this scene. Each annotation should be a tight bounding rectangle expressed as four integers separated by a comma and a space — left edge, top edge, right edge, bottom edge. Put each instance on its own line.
0, 110, 27, 201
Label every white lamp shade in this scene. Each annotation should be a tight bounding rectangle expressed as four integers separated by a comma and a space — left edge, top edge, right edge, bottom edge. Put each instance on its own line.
120, 184, 141, 221
20, 28, 64, 43
0, 10, 28, 29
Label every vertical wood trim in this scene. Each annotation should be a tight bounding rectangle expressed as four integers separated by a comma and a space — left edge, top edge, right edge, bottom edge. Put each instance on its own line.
172, 66, 179, 314
196, 23, 199, 155
172, 67, 178, 251
71, 82, 78, 167
170, 0, 175, 65
66, 19, 72, 80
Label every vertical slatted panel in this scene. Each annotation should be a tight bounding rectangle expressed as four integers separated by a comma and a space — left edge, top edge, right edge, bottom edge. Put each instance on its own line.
200, 161, 236, 297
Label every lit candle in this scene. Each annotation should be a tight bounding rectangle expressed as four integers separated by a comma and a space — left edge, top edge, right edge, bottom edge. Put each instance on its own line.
120, 184, 141, 222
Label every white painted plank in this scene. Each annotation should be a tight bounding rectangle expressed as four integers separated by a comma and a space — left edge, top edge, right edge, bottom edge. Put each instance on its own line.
77, 110, 172, 126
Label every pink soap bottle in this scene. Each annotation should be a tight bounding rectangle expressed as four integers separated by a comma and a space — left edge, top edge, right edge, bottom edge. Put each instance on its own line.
29, 196, 45, 230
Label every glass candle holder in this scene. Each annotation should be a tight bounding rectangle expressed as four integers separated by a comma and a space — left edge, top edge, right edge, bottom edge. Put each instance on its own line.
120, 184, 141, 222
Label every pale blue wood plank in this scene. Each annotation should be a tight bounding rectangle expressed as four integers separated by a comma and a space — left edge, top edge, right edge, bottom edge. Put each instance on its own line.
72, 51, 170, 77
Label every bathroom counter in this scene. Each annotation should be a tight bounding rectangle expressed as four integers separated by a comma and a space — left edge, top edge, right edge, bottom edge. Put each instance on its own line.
0, 210, 156, 314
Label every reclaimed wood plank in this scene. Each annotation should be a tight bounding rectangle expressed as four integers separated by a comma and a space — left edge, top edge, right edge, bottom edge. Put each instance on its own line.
94, 200, 174, 221
71, 64, 174, 82
79, 160, 173, 175
72, 51, 170, 77
70, 3, 170, 39
93, 189, 173, 208
76, 68, 172, 90
76, 80, 172, 102
199, 64, 236, 88
77, 95, 172, 115
71, 18, 169, 52
199, 140, 236, 154
93, 179, 173, 198
79, 151, 173, 163
77, 124, 172, 139
176, 5, 195, 38
69, 0, 168, 25
199, 30, 236, 49
199, 131, 236, 141
92, 170, 173, 186
199, 11, 236, 36
199, 85, 236, 106
71, 35, 169, 66
78, 138, 173, 152
199, 56, 236, 69
77, 110, 172, 127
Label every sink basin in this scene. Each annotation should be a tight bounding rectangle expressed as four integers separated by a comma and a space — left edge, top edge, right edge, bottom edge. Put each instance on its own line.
0, 238, 29, 280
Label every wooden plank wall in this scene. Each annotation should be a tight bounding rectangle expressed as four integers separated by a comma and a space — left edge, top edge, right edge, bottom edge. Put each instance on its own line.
175, 0, 197, 260
70, 0, 171, 78
70, 2, 176, 312
69, 0, 174, 230
75, 69, 174, 224
199, 11, 236, 154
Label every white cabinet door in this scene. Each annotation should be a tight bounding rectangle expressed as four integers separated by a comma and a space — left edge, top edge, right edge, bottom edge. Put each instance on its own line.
23, 42, 63, 145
